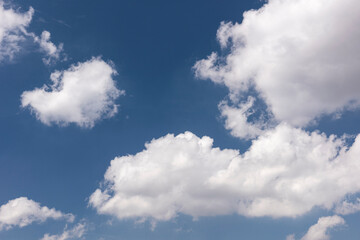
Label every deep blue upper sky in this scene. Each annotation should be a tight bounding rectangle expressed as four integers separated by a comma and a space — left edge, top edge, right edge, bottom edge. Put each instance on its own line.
1, 0, 360, 239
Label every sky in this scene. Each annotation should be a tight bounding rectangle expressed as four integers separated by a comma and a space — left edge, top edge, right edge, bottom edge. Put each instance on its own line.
0, 0, 360, 239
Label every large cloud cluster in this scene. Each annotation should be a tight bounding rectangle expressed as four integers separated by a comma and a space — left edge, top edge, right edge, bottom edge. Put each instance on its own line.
2, 0, 360, 238
194, 0, 360, 135
90, 126, 360, 221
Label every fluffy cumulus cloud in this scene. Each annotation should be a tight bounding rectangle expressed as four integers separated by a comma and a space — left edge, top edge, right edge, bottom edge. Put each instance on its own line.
90, 126, 360, 221
21, 57, 124, 127
287, 215, 345, 240
40, 222, 86, 240
301, 215, 345, 240
0, 197, 74, 231
0, 1, 33, 61
194, 0, 360, 134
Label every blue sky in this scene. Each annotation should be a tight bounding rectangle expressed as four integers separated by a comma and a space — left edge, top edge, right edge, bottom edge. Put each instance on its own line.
1, 0, 360, 239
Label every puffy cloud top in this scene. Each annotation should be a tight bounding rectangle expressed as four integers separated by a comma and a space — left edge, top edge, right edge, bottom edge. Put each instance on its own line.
90, 126, 360, 222
300, 215, 345, 240
194, 0, 360, 127
21, 57, 124, 127
0, 197, 74, 231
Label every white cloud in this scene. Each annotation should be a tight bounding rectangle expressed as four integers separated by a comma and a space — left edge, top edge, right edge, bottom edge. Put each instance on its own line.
219, 96, 268, 140
0, 197, 74, 231
286, 234, 295, 240
334, 198, 360, 215
300, 215, 345, 240
0, 2, 64, 64
21, 57, 124, 127
33, 30, 64, 65
40, 222, 86, 240
90, 126, 360, 222
194, 0, 360, 127
0, 1, 33, 61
